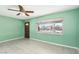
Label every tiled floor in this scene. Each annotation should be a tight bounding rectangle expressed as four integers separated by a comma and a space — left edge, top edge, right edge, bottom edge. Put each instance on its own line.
0, 38, 78, 54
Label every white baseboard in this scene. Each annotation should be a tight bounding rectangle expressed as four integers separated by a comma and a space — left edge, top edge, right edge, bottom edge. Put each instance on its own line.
0, 37, 79, 51
31, 38, 79, 51
0, 36, 24, 44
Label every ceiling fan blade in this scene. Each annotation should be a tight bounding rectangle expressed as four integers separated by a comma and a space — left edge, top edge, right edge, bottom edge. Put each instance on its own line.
8, 9, 19, 12
18, 5, 24, 11
17, 13, 21, 15
25, 11, 34, 13
25, 12, 30, 16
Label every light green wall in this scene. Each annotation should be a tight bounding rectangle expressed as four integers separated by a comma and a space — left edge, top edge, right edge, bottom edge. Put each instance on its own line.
78, 8, 79, 48
77, 8, 79, 47
30, 8, 79, 48
0, 15, 25, 41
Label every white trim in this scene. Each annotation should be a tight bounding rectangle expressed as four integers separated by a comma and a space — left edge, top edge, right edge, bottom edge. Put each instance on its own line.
30, 38, 79, 50
0, 36, 24, 44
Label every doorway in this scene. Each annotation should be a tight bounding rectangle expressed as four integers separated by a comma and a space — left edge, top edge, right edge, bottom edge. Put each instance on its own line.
25, 22, 30, 38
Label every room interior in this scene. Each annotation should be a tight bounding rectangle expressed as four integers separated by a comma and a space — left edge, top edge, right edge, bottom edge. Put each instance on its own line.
0, 5, 79, 54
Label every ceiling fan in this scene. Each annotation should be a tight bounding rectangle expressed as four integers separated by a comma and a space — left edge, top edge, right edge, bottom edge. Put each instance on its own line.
8, 5, 34, 16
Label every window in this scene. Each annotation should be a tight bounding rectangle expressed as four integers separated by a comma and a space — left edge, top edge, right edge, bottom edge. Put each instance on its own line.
36, 18, 63, 35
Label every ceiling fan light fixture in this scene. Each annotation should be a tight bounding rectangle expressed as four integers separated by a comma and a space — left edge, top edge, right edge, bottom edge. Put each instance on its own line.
8, 5, 34, 16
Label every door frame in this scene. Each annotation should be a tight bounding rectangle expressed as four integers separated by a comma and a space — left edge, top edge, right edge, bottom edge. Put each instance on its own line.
24, 22, 30, 38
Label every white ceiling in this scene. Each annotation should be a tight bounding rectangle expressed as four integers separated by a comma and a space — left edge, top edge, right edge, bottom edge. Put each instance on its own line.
0, 5, 79, 19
